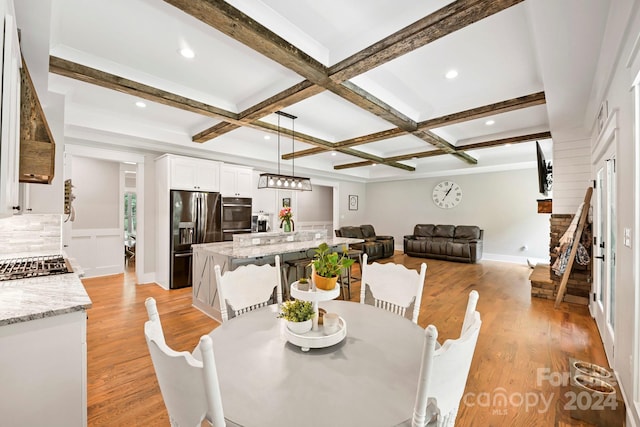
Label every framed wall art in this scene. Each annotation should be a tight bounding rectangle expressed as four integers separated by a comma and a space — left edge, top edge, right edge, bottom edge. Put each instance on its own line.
348, 195, 358, 211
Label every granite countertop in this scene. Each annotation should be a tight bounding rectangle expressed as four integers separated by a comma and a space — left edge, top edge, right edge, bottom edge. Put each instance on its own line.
193, 236, 362, 258
0, 257, 92, 326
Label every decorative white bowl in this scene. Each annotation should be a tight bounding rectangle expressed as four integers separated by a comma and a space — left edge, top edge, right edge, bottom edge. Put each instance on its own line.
287, 319, 312, 334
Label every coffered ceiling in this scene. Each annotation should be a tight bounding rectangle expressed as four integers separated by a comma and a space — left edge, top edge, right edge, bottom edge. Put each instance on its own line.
16, 0, 612, 182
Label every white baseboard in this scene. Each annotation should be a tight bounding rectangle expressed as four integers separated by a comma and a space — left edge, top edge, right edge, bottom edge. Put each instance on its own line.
615, 370, 640, 427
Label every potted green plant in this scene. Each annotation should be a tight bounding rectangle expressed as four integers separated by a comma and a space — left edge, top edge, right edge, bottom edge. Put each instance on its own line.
278, 300, 315, 333
310, 242, 355, 291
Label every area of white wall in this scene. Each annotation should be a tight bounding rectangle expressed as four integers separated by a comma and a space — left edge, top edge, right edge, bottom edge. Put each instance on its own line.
71, 157, 119, 229
599, 3, 640, 425
297, 185, 331, 222
337, 181, 367, 228
364, 168, 550, 263
552, 135, 592, 214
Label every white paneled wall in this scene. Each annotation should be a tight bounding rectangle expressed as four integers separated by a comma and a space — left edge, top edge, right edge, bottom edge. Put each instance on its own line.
69, 228, 122, 277
552, 137, 592, 214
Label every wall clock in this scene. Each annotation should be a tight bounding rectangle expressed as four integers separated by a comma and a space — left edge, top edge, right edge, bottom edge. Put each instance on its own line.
432, 181, 462, 209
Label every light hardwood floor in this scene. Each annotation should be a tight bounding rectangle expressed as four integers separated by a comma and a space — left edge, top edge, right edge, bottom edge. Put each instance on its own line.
83, 254, 607, 426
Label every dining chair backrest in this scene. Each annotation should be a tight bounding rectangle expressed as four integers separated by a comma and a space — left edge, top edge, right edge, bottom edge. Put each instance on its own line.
360, 253, 427, 323
461, 290, 479, 337
144, 299, 226, 427
215, 255, 282, 322
412, 312, 482, 427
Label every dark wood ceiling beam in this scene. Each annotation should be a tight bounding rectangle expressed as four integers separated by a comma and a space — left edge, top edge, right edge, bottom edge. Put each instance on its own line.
49, 56, 240, 123
417, 91, 546, 130
162, 0, 329, 83
337, 148, 415, 171
333, 130, 552, 169
164, 0, 433, 163
329, 0, 525, 83
285, 91, 546, 161
282, 127, 405, 160
334, 160, 375, 170
50, 55, 414, 171
193, 80, 323, 142
411, 130, 477, 164
453, 131, 552, 151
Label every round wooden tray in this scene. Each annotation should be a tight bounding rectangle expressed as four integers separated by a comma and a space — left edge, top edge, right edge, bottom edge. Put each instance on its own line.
290, 281, 340, 301
284, 316, 347, 352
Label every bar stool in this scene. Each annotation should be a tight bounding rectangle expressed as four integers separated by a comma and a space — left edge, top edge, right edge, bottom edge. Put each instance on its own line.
339, 248, 363, 300
283, 249, 315, 299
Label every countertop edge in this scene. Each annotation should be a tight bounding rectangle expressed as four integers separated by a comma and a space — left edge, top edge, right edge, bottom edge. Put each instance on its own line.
0, 303, 91, 327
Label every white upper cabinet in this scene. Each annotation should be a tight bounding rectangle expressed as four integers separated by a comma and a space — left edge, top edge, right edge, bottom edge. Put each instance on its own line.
220, 164, 253, 197
0, 9, 21, 217
170, 156, 220, 192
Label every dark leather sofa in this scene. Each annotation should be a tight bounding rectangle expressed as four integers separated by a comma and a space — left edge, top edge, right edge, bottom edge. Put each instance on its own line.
335, 224, 395, 262
404, 224, 483, 263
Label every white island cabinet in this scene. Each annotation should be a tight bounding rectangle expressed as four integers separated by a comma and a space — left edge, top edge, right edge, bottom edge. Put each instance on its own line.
192, 231, 361, 321
0, 272, 92, 426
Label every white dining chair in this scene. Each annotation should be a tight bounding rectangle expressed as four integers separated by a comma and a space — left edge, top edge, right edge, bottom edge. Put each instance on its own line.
215, 255, 282, 322
359, 253, 427, 323
461, 290, 479, 337
144, 298, 228, 427
411, 310, 482, 427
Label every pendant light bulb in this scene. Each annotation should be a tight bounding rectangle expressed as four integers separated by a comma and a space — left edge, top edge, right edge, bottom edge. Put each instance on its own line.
269, 177, 274, 185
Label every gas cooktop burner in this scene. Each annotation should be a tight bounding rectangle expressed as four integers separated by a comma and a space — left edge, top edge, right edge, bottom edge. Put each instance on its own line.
0, 255, 73, 281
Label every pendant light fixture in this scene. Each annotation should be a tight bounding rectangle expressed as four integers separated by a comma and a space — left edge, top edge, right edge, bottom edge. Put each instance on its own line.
258, 111, 312, 191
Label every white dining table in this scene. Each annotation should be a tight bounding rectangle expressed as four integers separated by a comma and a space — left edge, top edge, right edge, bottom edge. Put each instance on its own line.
208, 300, 425, 427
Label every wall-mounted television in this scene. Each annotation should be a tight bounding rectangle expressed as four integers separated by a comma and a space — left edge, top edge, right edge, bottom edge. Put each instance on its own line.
536, 141, 552, 196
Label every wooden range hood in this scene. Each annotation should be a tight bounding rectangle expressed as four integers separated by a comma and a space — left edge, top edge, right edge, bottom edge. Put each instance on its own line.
19, 55, 55, 184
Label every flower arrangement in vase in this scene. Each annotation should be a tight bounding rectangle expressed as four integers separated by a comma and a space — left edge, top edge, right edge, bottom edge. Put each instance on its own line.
279, 207, 294, 232
278, 300, 314, 333
310, 242, 355, 291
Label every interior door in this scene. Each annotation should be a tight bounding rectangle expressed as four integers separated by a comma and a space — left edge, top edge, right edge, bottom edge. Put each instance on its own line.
593, 149, 616, 364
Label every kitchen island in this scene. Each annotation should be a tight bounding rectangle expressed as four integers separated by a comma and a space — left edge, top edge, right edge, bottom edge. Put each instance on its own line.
0, 259, 92, 426
192, 230, 361, 321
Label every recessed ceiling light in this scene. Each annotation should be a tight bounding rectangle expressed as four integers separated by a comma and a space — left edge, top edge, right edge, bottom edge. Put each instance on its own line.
179, 47, 195, 59
485, 119, 495, 126
123, 161, 137, 165
411, 156, 418, 160
504, 143, 512, 147
445, 69, 458, 79
372, 163, 377, 167
135, 101, 146, 108
331, 152, 337, 156
264, 135, 271, 140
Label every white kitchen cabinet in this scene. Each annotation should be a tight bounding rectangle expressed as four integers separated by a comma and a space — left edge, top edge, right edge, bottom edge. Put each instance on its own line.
0, 310, 88, 426
170, 155, 220, 192
0, 8, 21, 217
220, 164, 253, 197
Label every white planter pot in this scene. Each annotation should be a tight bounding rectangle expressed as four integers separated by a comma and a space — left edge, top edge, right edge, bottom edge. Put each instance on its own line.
287, 319, 312, 334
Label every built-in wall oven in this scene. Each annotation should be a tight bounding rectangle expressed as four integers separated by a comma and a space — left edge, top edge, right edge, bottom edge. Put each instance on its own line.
222, 197, 252, 241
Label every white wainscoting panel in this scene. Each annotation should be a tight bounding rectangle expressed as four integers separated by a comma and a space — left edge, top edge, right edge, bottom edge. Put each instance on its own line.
69, 228, 123, 278
296, 221, 333, 233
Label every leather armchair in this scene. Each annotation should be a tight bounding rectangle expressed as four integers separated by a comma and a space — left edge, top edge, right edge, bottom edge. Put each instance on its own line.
336, 225, 394, 261
360, 224, 395, 258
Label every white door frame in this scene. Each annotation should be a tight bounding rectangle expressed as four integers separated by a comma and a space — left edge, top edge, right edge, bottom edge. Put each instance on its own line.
591, 111, 618, 365
65, 144, 146, 283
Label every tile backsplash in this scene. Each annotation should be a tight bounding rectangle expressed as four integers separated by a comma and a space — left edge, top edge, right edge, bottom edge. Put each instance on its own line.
0, 214, 62, 256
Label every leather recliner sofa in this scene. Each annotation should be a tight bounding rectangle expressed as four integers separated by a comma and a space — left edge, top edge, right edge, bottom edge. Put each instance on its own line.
335, 224, 395, 262
403, 224, 483, 263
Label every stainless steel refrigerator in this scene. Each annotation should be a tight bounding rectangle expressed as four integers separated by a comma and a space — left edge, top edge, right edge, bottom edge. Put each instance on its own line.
170, 190, 222, 289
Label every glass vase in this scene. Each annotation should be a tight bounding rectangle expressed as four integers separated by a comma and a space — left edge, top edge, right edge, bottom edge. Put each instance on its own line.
284, 220, 291, 232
